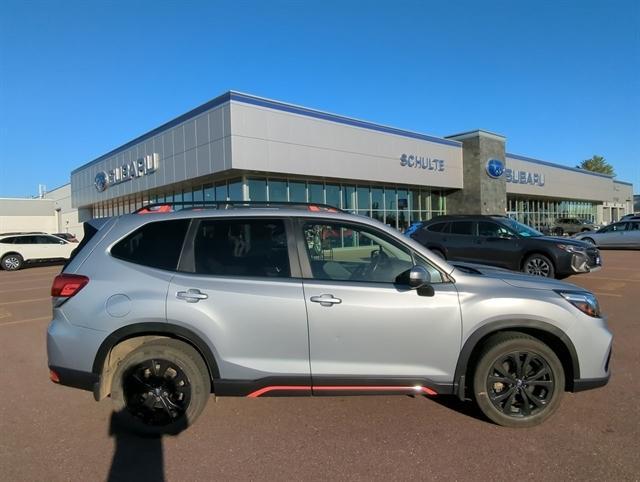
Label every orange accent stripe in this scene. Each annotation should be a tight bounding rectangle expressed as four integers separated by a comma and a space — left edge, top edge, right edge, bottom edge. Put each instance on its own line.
246, 386, 311, 398
246, 385, 437, 398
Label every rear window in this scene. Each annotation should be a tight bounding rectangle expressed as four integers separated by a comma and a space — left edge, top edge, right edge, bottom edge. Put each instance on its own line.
111, 219, 190, 271
0, 237, 16, 244
450, 221, 474, 235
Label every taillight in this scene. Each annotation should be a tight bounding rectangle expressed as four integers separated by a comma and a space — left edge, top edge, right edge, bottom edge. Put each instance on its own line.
51, 274, 89, 298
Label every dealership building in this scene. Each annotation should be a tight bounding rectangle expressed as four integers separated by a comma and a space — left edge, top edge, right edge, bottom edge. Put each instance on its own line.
69, 91, 634, 230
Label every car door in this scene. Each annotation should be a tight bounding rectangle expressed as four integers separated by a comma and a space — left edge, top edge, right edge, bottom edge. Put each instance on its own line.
14, 236, 40, 261
166, 217, 310, 382
445, 220, 477, 262
41, 235, 72, 258
475, 221, 522, 269
624, 221, 640, 248
298, 219, 462, 391
596, 222, 627, 247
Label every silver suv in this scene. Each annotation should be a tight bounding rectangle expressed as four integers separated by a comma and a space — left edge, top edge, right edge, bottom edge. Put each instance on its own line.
47, 203, 612, 434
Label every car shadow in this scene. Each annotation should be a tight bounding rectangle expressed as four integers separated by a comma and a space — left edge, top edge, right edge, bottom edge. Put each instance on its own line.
107, 410, 187, 482
430, 396, 491, 424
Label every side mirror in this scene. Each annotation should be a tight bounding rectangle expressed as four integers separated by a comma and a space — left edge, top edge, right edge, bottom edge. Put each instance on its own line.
408, 265, 431, 289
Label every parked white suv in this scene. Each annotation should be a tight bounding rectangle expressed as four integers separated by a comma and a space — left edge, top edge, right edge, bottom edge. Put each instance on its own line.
0, 233, 76, 270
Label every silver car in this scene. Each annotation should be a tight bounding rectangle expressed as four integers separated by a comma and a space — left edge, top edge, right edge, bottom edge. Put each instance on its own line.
47, 203, 612, 434
574, 220, 640, 249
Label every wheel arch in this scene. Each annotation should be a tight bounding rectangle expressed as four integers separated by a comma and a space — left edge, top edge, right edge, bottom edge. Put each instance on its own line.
92, 322, 220, 400
454, 320, 580, 399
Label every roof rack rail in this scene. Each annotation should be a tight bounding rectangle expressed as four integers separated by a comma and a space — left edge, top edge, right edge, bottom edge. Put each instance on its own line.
0, 231, 47, 236
134, 201, 345, 214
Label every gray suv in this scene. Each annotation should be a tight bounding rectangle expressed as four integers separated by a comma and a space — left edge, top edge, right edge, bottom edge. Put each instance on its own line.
47, 203, 612, 434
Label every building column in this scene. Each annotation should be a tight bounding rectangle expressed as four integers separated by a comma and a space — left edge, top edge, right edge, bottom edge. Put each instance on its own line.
445, 130, 507, 215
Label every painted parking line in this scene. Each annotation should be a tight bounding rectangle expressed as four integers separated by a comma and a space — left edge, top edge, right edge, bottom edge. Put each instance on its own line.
0, 316, 51, 327
586, 277, 639, 283
0, 297, 50, 306
0, 286, 51, 294
592, 292, 623, 298
0, 277, 56, 287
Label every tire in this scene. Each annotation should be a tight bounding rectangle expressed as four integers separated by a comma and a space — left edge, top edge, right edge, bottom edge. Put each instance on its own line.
430, 248, 446, 260
110, 338, 211, 436
472, 332, 565, 428
582, 237, 595, 246
522, 253, 555, 278
1, 253, 23, 271
554, 227, 564, 236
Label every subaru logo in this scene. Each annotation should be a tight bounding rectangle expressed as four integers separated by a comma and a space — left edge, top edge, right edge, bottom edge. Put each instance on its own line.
486, 158, 505, 178
94, 171, 108, 192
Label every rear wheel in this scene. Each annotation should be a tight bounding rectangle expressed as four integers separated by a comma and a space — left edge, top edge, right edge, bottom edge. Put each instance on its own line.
110, 339, 211, 435
473, 332, 564, 428
1, 253, 23, 271
523, 254, 555, 278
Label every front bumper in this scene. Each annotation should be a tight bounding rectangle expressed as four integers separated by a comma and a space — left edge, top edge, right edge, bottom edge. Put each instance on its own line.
572, 374, 610, 392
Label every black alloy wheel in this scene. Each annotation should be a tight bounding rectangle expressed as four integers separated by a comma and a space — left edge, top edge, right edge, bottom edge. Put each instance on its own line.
473, 332, 564, 428
122, 359, 192, 427
110, 338, 211, 435
486, 352, 554, 418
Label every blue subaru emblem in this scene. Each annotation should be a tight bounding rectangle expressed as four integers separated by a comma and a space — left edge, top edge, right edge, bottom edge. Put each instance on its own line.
94, 171, 108, 192
486, 159, 505, 178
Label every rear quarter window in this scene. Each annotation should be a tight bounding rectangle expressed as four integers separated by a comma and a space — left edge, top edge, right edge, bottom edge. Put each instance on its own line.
111, 219, 190, 271
425, 222, 448, 233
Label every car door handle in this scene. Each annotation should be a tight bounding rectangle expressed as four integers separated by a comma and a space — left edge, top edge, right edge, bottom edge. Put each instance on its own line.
310, 294, 342, 307
176, 289, 208, 303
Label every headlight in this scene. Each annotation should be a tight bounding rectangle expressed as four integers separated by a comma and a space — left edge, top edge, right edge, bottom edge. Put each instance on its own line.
557, 244, 586, 254
556, 291, 601, 317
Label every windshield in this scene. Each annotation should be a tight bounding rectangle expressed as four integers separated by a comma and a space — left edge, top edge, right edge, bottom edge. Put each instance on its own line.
502, 218, 543, 237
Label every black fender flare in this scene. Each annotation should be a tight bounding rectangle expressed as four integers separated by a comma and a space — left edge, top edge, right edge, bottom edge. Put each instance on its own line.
453, 319, 580, 396
92, 322, 220, 379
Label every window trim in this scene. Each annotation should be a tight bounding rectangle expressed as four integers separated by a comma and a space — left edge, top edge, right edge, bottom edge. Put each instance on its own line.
293, 217, 449, 285
176, 216, 302, 279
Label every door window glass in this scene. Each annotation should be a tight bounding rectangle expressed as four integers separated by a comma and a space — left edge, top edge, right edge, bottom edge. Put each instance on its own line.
450, 221, 474, 235
193, 219, 290, 278
629, 222, 640, 231
426, 222, 448, 233
478, 222, 512, 237
302, 222, 442, 284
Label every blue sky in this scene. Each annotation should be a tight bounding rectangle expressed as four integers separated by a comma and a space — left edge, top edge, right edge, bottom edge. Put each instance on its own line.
1, 0, 638, 197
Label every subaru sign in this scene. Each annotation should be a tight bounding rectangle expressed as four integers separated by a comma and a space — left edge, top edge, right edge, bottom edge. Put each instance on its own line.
486, 159, 505, 178
94, 153, 159, 192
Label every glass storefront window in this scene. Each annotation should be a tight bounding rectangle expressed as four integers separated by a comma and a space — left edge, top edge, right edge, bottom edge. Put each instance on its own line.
269, 179, 287, 202
228, 180, 242, 200
371, 188, 383, 211
289, 181, 306, 202
325, 184, 341, 208
343, 185, 356, 211
248, 178, 267, 201
193, 186, 204, 203
357, 186, 371, 211
308, 182, 324, 204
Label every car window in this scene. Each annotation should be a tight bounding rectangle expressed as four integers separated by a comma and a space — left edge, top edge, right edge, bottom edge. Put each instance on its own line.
13, 236, 36, 244
40, 235, 64, 244
111, 219, 190, 271
302, 221, 442, 284
449, 221, 474, 236
629, 222, 640, 231
426, 222, 448, 233
0, 237, 16, 244
600, 223, 626, 233
193, 218, 290, 278
478, 221, 513, 238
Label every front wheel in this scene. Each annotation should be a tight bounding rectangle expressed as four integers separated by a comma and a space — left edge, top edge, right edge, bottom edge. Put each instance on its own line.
582, 237, 596, 246
523, 254, 555, 278
473, 332, 565, 428
1, 253, 23, 271
110, 338, 211, 435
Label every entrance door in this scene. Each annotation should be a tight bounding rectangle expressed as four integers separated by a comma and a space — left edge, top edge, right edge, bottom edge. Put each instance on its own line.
298, 220, 461, 392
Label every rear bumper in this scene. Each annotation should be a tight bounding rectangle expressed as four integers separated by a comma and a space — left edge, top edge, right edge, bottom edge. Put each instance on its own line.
49, 365, 98, 392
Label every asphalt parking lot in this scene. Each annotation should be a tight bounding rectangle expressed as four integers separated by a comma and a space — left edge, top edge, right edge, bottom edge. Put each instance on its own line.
1, 252, 639, 481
